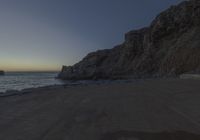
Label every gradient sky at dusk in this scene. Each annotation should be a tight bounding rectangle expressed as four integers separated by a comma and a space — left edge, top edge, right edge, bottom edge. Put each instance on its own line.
0, 0, 184, 71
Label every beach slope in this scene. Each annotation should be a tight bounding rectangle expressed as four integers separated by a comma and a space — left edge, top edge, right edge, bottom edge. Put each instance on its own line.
0, 79, 200, 140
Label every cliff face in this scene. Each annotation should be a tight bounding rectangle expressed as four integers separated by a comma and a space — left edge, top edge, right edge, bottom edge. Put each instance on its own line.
58, 0, 200, 80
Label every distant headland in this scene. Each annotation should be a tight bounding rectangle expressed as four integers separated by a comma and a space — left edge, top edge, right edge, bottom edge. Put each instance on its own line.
58, 0, 200, 80
0, 70, 5, 75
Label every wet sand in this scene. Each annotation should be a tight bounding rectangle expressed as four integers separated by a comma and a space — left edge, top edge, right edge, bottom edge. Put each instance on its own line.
0, 78, 200, 140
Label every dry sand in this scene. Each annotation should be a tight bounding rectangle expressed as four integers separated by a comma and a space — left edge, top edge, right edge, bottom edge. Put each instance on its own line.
0, 78, 200, 140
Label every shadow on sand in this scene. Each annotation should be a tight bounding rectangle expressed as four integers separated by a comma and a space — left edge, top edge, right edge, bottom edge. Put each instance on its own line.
101, 130, 200, 140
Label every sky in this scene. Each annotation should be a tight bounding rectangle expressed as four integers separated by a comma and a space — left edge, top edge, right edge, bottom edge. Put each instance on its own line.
0, 0, 184, 71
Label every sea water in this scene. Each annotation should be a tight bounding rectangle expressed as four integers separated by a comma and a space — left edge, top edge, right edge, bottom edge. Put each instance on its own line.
0, 72, 64, 93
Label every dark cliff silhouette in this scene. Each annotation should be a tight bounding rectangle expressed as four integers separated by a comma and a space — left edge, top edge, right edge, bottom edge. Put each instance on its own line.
59, 0, 200, 80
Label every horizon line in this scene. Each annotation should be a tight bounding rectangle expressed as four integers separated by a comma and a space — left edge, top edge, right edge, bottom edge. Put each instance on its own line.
4, 70, 60, 72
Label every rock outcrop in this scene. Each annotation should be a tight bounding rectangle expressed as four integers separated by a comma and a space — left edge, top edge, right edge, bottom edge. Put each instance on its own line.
0, 71, 4, 75
58, 0, 200, 80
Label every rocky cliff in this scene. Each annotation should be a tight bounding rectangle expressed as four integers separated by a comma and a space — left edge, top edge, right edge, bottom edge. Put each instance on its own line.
58, 0, 200, 80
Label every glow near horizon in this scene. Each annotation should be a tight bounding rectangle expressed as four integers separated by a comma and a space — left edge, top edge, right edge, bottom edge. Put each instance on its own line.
0, 7, 96, 71
0, 0, 184, 71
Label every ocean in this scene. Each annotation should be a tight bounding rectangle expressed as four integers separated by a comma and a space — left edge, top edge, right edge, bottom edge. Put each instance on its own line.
0, 72, 64, 93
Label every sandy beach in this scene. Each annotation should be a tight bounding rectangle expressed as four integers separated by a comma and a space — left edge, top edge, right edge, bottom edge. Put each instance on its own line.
0, 78, 200, 140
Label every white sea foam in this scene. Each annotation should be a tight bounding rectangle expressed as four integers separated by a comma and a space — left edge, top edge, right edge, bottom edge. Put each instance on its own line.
0, 72, 64, 93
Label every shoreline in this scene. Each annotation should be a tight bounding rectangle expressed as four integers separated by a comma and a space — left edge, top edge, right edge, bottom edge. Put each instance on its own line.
0, 78, 145, 97
0, 76, 197, 98
0, 76, 195, 97
1, 74, 197, 97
